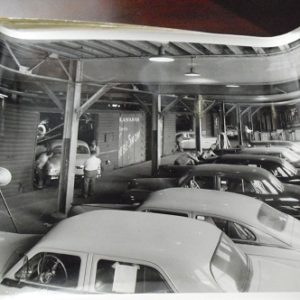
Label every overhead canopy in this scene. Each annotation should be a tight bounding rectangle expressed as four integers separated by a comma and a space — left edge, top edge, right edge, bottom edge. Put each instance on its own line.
0, 19, 300, 108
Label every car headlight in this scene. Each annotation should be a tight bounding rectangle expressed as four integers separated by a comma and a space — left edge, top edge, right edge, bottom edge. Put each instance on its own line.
47, 164, 58, 175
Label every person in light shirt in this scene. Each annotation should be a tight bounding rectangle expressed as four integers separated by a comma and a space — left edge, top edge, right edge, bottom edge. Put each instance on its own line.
83, 149, 101, 199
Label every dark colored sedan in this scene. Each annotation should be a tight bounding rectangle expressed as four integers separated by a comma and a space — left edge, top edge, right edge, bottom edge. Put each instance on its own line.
128, 164, 300, 218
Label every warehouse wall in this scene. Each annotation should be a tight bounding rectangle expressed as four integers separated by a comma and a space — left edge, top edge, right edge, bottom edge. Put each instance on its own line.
0, 103, 39, 197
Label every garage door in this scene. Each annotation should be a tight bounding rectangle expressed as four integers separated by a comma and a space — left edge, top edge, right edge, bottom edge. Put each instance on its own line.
0, 104, 39, 197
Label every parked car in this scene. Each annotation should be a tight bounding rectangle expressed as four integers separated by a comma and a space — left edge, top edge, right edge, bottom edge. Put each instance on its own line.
38, 139, 90, 181
176, 131, 216, 150
158, 153, 300, 183
2, 210, 300, 293
127, 164, 300, 218
226, 125, 238, 138
241, 146, 300, 169
213, 154, 300, 184
250, 140, 300, 155
139, 188, 300, 251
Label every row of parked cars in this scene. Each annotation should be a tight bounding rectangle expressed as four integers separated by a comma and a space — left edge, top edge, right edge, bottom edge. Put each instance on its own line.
2, 140, 300, 294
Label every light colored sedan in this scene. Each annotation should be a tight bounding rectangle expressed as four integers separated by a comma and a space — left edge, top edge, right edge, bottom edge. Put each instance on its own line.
42, 139, 90, 180
1, 210, 300, 293
139, 188, 300, 251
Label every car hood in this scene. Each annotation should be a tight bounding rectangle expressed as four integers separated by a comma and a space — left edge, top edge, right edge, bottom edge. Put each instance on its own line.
47, 154, 90, 168
249, 254, 300, 292
0, 232, 40, 281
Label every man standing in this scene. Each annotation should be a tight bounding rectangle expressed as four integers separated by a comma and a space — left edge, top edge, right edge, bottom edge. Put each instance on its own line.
83, 149, 101, 199
35, 150, 53, 189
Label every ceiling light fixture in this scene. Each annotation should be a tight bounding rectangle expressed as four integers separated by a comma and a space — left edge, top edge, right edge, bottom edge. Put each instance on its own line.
149, 45, 174, 62
184, 57, 200, 77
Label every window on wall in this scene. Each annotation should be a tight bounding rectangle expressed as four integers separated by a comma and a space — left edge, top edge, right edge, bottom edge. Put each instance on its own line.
94, 260, 172, 294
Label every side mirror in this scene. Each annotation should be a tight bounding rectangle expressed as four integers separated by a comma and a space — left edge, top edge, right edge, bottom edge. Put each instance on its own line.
0, 167, 12, 187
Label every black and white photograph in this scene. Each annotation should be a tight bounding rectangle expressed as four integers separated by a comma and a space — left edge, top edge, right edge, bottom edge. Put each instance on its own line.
1, 1, 300, 299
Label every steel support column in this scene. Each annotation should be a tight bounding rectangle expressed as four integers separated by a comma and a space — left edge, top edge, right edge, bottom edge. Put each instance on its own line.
221, 101, 226, 134
236, 104, 243, 145
57, 60, 82, 215
151, 94, 162, 176
194, 95, 203, 152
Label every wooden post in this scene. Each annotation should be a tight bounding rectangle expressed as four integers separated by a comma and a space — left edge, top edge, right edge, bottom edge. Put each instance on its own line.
151, 94, 162, 176
236, 104, 243, 145
221, 101, 226, 135
194, 95, 203, 152
57, 60, 82, 215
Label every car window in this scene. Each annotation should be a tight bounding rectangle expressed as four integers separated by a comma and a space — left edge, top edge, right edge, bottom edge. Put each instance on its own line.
251, 179, 277, 195
15, 252, 81, 288
257, 203, 288, 232
208, 217, 256, 241
210, 234, 250, 292
193, 176, 214, 189
77, 145, 89, 154
94, 260, 172, 294
219, 177, 255, 194
146, 209, 189, 218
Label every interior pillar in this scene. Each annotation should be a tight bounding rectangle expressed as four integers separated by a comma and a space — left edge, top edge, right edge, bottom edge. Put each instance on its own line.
151, 94, 162, 176
194, 95, 203, 152
236, 104, 243, 145
57, 60, 82, 214
221, 101, 226, 134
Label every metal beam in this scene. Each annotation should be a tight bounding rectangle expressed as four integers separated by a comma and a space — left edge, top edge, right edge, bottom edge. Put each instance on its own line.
236, 104, 243, 145
77, 83, 116, 116
133, 94, 150, 113
178, 98, 194, 114
251, 106, 263, 117
38, 82, 64, 111
202, 100, 216, 115
225, 104, 237, 116
151, 94, 162, 176
161, 96, 181, 115
4, 40, 21, 68
57, 60, 82, 215
240, 106, 251, 117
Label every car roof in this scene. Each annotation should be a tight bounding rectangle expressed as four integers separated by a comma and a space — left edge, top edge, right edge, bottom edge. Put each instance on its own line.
35, 210, 221, 290
251, 140, 293, 146
242, 146, 289, 154
218, 153, 285, 165
186, 163, 274, 181
48, 139, 89, 148
140, 188, 262, 227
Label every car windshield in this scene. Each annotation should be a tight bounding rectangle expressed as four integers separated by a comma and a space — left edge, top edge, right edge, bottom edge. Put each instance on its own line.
257, 203, 288, 232
52, 145, 89, 154
268, 175, 284, 192
210, 234, 251, 292
282, 149, 300, 162
77, 145, 89, 154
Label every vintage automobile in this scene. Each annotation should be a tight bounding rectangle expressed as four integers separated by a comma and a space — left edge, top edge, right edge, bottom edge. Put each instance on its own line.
241, 146, 300, 169
213, 154, 300, 184
176, 131, 216, 150
250, 140, 300, 155
226, 125, 238, 138
139, 188, 300, 251
159, 153, 300, 183
38, 139, 91, 181
2, 210, 300, 293
127, 164, 300, 218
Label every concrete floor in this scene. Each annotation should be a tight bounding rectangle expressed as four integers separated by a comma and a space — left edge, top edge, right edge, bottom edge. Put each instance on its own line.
0, 153, 179, 234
